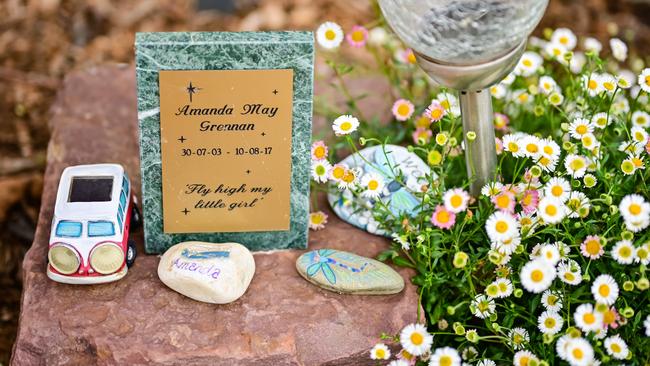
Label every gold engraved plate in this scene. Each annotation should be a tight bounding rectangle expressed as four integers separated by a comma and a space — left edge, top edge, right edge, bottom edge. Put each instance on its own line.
159, 69, 294, 233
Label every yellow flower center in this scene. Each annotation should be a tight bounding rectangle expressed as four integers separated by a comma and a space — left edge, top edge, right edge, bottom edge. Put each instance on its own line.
410, 332, 424, 346
526, 143, 538, 153
570, 158, 585, 170
518, 93, 529, 103
564, 272, 575, 281
544, 82, 552, 90
495, 220, 508, 233
604, 81, 615, 91
645, 75, 650, 86
576, 125, 588, 135
603, 310, 616, 324
397, 103, 410, 116
375, 348, 386, 359
522, 59, 533, 67
436, 210, 450, 224
551, 186, 563, 197
553, 48, 562, 56
599, 284, 610, 297
430, 108, 443, 120
451, 195, 462, 208
440, 99, 451, 110
368, 180, 379, 190
508, 142, 519, 152
585, 240, 601, 255
407, 51, 417, 64
559, 36, 569, 45
522, 193, 533, 206
629, 203, 641, 215
341, 170, 356, 183
548, 295, 558, 305
619, 246, 631, 258
310, 214, 324, 224
635, 132, 645, 141
588, 79, 598, 90
315, 165, 326, 175
313, 146, 326, 159
583, 313, 595, 324
440, 355, 452, 366
531, 269, 544, 282
332, 166, 345, 179
340, 121, 352, 131
611, 343, 622, 353
573, 348, 584, 359
543, 146, 553, 154
325, 29, 336, 41
496, 195, 511, 209
519, 356, 530, 366
545, 205, 557, 216
351, 30, 364, 42
544, 317, 556, 328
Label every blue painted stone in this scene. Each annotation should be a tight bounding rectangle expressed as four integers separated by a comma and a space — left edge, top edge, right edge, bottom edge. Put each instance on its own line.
295, 249, 404, 295
327, 144, 433, 236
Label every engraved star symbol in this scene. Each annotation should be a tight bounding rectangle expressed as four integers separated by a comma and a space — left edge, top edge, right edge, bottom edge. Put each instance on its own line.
272, 89, 278, 95
178, 136, 187, 143
246, 170, 251, 174
182, 208, 190, 215
186, 81, 201, 103
261, 132, 266, 137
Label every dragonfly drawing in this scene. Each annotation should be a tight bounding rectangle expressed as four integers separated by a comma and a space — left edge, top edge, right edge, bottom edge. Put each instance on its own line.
367, 147, 422, 215
181, 249, 230, 259
305, 249, 370, 285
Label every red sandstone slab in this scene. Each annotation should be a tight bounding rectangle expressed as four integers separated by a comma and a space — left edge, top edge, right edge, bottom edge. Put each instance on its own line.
11, 65, 418, 366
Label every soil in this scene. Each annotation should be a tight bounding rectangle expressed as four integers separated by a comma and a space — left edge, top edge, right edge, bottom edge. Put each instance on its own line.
0, 0, 648, 364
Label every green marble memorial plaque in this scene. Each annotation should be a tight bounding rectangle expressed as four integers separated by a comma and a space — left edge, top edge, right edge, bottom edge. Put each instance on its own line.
135, 32, 314, 253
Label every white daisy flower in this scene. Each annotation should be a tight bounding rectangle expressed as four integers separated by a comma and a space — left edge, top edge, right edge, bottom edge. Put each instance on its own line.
604, 335, 629, 360
481, 182, 504, 197
556, 334, 572, 360
399, 323, 433, 356
513, 350, 538, 366
538, 197, 567, 224
645, 314, 650, 337
619, 194, 650, 223
388, 360, 409, 366
503, 134, 525, 158
515, 51, 542, 76
552, 28, 577, 49
521, 135, 542, 159
332, 115, 359, 136
544, 177, 571, 202
565, 337, 595, 366
508, 328, 530, 350
569, 52, 586, 74
539, 244, 561, 265
591, 274, 619, 305
495, 278, 513, 298
370, 343, 391, 360
520, 259, 556, 293
591, 112, 611, 129
611, 240, 636, 265
568, 118, 594, 139
611, 95, 630, 114
610, 38, 628, 62
392, 233, 410, 251
617, 70, 635, 88
485, 211, 520, 243
539, 76, 558, 94
574, 303, 603, 333
542, 289, 563, 312
501, 72, 516, 85
580, 133, 599, 151
470, 294, 496, 319
619, 140, 644, 157
538, 311, 564, 335
491, 234, 521, 255
545, 42, 568, 63
566, 191, 590, 218
512, 89, 531, 105
600, 73, 617, 94
557, 259, 582, 285
316, 22, 344, 49
583, 74, 603, 96
632, 110, 650, 128
429, 347, 461, 366
489, 84, 507, 99
583, 37, 602, 54
564, 154, 589, 178
337, 167, 361, 190
311, 160, 331, 183
443, 188, 470, 213
360, 172, 385, 199
367, 27, 388, 46
635, 243, 650, 265
436, 92, 460, 116
631, 126, 649, 145
639, 68, 650, 93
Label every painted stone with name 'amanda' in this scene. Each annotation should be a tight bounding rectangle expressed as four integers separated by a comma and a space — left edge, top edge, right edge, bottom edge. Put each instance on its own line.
158, 241, 255, 304
296, 249, 404, 295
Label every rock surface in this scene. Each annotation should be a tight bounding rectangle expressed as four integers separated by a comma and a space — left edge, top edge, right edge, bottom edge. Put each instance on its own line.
296, 249, 404, 295
11, 65, 419, 366
327, 144, 432, 236
158, 242, 255, 304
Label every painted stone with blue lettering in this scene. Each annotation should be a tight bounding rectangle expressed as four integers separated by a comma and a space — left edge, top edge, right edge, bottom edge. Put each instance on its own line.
158, 241, 255, 304
327, 144, 433, 236
296, 249, 404, 295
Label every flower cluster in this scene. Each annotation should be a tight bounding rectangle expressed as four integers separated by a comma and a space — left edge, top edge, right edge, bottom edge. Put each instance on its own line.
313, 21, 650, 365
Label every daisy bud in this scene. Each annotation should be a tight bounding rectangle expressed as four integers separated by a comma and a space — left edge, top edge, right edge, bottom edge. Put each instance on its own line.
529, 359, 540, 366
543, 333, 554, 344
447, 306, 456, 315
453, 322, 465, 335
623, 280, 635, 291
609, 205, 618, 215
560, 123, 570, 132
600, 194, 613, 205
534, 105, 545, 116
514, 244, 525, 254
539, 361, 550, 366
528, 85, 539, 95
359, 137, 366, 146
466, 131, 477, 141
453, 251, 469, 268
621, 231, 634, 241
636, 277, 649, 290
407, 145, 414, 152
530, 165, 542, 177
563, 51, 573, 62
585, 49, 597, 58
465, 329, 479, 343
423, 194, 430, 203
621, 307, 634, 318
571, 179, 581, 189
514, 288, 523, 298
491, 323, 500, 332
543, 28, 553, 40
427, 150, 442, 166
568, 327, 582, 338
583, 274, 590, 282
562, 141, 573, 150
489, 313, 498, 322
449, 137, 458, 147
583, 174, 597, 188
437, 318, 449, 330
